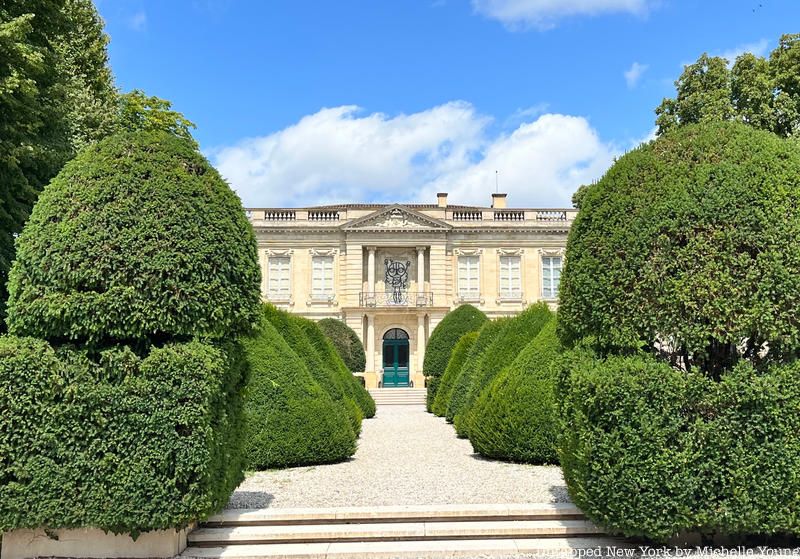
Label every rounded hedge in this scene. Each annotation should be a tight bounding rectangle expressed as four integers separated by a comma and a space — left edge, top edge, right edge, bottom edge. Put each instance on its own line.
424, 304, 487, 379
455, 303, 553, 438
431, 331, 478, 417
0, 336, 247, 534
318, 318, 366, 373
558, 121, 800, 376
6, 130, 261, 345
557, 349, 800, 541
242, 308, 357, 470
468, 317, 561, 464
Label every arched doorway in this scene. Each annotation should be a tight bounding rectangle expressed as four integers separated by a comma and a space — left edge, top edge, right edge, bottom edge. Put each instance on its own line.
382, 328, 410, 387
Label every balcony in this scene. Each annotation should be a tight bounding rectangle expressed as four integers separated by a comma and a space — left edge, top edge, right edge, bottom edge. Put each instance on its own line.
359, 292, 434, 307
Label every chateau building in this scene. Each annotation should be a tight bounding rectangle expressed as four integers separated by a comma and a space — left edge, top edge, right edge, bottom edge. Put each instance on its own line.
246, 192, 574, 389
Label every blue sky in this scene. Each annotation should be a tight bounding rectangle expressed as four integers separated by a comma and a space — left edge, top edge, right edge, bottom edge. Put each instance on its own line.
95, 0, 798, 208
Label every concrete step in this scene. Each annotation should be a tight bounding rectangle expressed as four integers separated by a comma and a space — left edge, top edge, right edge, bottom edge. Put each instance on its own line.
181, 536, 630, 558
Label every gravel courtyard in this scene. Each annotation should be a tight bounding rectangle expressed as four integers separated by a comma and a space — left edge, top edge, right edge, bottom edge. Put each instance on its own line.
227, 404, 569, 509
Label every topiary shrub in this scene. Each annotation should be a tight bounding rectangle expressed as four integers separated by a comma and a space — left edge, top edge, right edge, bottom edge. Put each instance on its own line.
558, 121, 800, 378
0, 336, 247, 535
263, 305, 362, 435
446, 320, 504, 424
431, 331, 478, 417
423, 304, 487, 401
7, 131, 261, 346
455, 303, 553, 438
318, 318, 366, 373
241, 309, 357, 469
557, 349, 800, 541
468, 317, 561, 464
297, 317, 375, 419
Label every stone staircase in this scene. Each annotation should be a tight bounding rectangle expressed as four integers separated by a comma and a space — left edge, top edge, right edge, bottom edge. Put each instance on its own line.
181, 503, 627, 558
368, 388, 427, 406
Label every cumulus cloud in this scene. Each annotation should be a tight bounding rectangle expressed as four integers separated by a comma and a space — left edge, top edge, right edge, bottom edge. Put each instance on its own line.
472, 0, 652, 30
717, 38, 769, 66
211, 103, 618, 209
624, 62, 648, 88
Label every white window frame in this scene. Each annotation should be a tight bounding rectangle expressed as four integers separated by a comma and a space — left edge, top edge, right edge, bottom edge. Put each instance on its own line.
267, 256, 291, 302
541, 255, 562, 300
499, 255, 522, 300
311, 255, 335, 301
458, 255, 480, 301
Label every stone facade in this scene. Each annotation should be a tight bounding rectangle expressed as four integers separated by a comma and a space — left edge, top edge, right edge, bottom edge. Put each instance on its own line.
247, 193, 574, 389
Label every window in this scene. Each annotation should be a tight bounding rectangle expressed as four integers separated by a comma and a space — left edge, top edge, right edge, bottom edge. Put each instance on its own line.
312, 255, 335, 300
499, 255, 522, 299
541, 256, 562, 299
267, 256, 291, 300
458, 255, 480, 300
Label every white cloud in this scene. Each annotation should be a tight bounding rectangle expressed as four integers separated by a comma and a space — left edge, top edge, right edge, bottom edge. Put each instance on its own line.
472, 0, 652, 30
624, 62, 648, 88
211, 103, 619, 209
717, 38, 769, 66
128, 10, 147, 31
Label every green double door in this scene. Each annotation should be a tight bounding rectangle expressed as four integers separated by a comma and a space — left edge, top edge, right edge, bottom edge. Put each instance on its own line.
382, 329, 410, 387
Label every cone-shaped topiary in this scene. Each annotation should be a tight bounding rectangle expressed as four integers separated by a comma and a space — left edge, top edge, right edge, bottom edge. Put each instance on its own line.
318, 318, 366, 373
6, 130, 261, 346
431, 331, 478, 417
468, 317, 561, 463
455, 303, 553, 438
242, 307, 357, 469
424, 304, 487, 383
299, 318, 375, 419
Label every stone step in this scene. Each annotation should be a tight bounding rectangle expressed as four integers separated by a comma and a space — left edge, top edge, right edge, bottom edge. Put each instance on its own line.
181, 536, 630, 558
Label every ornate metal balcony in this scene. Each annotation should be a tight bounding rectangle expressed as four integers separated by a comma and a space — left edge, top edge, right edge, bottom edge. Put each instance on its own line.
359, 291, 434, 307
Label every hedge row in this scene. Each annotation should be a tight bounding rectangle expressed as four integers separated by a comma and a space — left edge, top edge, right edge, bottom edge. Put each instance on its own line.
318, 318, 366, 373
431, 331, 478, 417
557, 349, 800, 541
468, 317, 561, 464
242, 307, 357, 469
0, 337, 246, 535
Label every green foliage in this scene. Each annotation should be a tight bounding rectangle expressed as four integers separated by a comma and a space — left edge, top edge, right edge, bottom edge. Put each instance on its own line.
455, 303, 553, 437
468, 318, 561, 464
262, 305, 362, 434
431, 331, 478, 417
297, 316, 375, 419
423, 304, 487, 381
318, 318, 366, 373
7, 131, 261, 346
656, 33, 800, 137
557, 350, 800, 541
558, 121, 800, 378
240, 309, 357, 469
0, 336, 247, 535
116, 90, 197, 147
446, 320, 504, 424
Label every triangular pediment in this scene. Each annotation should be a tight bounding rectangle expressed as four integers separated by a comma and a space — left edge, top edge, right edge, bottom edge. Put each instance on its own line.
342, 205, 451, 231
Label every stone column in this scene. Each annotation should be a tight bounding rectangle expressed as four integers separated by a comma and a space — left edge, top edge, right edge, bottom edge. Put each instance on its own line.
416, 246, 425, 295
367, 246, 376, 295
417, 314, 426, 374
366, 314, 375, 373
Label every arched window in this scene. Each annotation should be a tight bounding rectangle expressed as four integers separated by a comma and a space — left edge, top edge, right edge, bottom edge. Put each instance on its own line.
383, 328, 409, 340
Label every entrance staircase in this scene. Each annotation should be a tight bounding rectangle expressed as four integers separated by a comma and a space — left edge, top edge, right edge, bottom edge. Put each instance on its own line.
368, 387, 426, 406
181, 503, 626, 558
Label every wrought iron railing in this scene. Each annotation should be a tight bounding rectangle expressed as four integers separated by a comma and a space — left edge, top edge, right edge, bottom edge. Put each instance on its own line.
359, 292, 434, 307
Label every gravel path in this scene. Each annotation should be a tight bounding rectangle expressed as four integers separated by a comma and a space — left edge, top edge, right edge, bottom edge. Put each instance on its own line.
227, 404, 568, 509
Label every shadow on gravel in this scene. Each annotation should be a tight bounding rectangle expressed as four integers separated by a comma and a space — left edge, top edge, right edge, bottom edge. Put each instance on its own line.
225, 491, 275, 509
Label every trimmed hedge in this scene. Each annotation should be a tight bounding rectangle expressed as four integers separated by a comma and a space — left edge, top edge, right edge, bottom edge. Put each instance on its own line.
297, 317, 375, 419
263, 305, 362, 435
557, 350, 800, 541
0, 336, 246, 535
241, 309, 357, 469
6, 131, 261, 346
431, 331, 478, 417
318, 318, 366, 373
446, 320, 504, 424
468, 317, 561, 464
455, 303, 553, 438
557, 121, 800, 376
424, 304, 486, 387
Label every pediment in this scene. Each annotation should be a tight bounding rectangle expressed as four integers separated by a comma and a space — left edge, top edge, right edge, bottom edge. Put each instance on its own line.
342, 205, 451, 232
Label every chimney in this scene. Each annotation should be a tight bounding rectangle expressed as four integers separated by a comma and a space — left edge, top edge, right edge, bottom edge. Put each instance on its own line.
491, 193, 507, 209
437, 192, 448, 208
